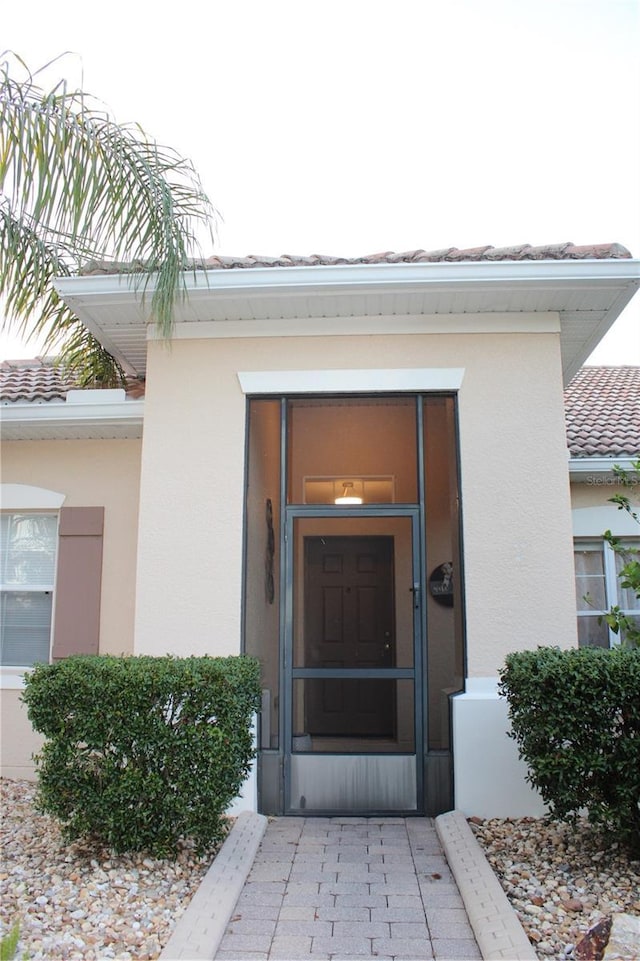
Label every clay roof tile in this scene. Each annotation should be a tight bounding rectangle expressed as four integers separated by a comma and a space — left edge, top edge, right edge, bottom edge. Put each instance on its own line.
79, 242, 633, 276
564, 366, 640, 458
0, 358, 145, 403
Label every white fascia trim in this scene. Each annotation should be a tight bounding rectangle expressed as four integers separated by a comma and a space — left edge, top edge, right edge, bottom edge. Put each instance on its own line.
569, 456, 637, 478
0, 399, 144, 428
55, 258, 640, 304
152, 312, 561, 341
237, 368, 465, 395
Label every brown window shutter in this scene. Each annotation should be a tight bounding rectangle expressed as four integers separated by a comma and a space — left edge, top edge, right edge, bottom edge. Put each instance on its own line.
52, 507, 104, 659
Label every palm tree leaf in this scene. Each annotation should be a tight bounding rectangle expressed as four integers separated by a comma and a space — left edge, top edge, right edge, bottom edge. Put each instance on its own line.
0, 51, 217, 376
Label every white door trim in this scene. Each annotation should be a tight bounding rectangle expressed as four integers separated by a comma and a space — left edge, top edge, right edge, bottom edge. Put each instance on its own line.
237, 368, 465, 394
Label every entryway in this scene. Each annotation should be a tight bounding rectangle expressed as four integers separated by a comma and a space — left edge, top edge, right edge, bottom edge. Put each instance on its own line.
243, 393, 464, 817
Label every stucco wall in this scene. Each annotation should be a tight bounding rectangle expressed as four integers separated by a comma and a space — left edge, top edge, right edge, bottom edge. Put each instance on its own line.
1, 438, 141, 778
456, 339, 577, 673
2, 439, 142, 655
452, 678, 548, 818
0, 688, 44, 779
134, 329, 577, 677
571, 479, 640, 538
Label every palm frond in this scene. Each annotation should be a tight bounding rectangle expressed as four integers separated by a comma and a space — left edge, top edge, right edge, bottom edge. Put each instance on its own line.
0, 51, 217, 375
53, 323, 127, 389
0, 201, 127, 385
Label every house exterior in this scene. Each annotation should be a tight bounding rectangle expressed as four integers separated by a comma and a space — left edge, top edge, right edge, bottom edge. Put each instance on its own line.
566, 365, 640, 648
1, 242, 639, 818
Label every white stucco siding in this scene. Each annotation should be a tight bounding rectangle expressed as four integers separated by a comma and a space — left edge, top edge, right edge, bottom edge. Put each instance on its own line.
452, 678, 548, 818
134, 327, 577, 675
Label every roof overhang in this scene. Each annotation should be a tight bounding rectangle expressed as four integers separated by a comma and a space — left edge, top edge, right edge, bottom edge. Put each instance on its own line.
54, 258, 640, 383
0, 397, 144, 440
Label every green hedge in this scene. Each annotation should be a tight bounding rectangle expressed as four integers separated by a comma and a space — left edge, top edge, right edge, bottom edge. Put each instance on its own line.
499, 646, 640, 853
23, 654, 261, 856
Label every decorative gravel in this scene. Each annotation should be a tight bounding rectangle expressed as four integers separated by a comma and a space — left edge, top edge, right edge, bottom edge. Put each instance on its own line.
470, 816, 640, 960
0, 779, 222, 960
4, 779, 640, 961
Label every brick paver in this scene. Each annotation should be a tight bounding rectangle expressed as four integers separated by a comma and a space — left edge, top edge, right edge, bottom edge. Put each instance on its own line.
160, 812, 538, 961
215, 817, 481, 960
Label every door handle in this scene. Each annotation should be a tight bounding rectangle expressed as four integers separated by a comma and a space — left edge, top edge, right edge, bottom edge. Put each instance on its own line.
409, 583, 420, 609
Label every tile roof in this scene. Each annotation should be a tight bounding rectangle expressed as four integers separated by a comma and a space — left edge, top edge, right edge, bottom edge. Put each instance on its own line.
80, 242, 633, 275
3, 360, 637, 462
564, 366, 640, 458
0, 358, 145, 402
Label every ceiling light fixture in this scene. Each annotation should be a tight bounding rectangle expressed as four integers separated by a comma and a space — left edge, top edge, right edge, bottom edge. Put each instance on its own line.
335, 481, 363, 505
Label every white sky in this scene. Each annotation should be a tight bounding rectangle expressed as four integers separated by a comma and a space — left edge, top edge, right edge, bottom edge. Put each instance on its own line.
2, 0, 639, 364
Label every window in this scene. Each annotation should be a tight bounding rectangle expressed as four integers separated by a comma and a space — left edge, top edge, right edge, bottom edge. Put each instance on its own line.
574, 539, 640, 648
1, 513, 58, 666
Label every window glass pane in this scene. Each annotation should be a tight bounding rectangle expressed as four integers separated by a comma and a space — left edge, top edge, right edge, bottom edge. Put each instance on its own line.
615, 545, 640, 611
287, 397, 418, 505
574, 546, 606, 610
1, 514, 57, 585
0, 592, 52, 666
577, 615, 610, 648
423, 396, 462, 750
622, 615, 640, 639
244, 400, 281, 748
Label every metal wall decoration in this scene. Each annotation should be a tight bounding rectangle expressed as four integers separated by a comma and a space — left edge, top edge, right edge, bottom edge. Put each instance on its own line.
429, 562, 453, 607
265, 498, 275, 604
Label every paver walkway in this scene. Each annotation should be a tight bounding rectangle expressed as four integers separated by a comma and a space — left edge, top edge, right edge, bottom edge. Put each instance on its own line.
215, 816, 482, 960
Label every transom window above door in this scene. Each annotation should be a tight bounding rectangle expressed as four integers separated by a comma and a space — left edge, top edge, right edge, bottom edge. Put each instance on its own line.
287, 397, 418, 505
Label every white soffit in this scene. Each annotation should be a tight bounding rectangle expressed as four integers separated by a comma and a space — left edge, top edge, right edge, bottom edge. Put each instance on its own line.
54, 259, 640, 383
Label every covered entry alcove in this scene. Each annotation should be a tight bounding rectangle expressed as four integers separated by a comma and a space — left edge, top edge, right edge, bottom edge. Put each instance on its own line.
243, 388, 464, 816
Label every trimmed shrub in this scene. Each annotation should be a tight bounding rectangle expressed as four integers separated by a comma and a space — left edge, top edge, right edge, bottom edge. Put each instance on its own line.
499, 646, 640, 854
22, 654, 261, 856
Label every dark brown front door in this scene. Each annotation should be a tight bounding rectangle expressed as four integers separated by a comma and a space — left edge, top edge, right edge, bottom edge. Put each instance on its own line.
304, 535, 395, 737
